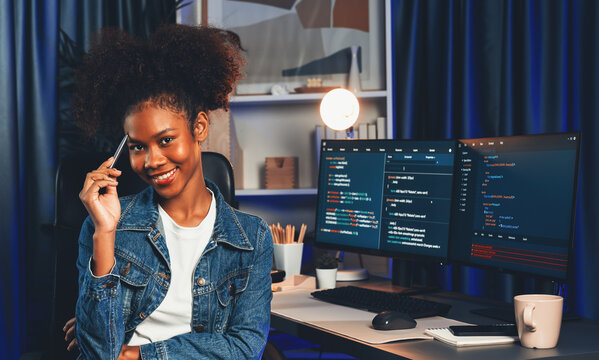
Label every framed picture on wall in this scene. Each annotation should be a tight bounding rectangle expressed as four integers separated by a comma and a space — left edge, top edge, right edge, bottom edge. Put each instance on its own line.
179, 0, 386, 95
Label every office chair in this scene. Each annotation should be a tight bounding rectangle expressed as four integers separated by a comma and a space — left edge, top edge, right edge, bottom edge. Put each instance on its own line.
43, 151, 237, 359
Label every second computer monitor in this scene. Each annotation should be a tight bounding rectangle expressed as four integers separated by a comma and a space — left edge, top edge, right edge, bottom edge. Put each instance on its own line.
449, 133, 580, 281
314, 139, 456, 261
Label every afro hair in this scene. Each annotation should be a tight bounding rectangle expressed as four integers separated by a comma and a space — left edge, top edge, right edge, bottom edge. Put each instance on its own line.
71, 24, 245, 138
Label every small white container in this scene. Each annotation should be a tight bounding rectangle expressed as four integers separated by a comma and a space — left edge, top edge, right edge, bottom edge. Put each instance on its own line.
273, 243, 303, 279
315, 268, 337, 289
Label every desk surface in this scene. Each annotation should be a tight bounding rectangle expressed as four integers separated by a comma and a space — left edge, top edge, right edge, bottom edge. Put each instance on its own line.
270, 278, 599, 360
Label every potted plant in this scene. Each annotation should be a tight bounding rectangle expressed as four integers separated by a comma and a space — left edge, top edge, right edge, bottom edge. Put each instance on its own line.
314, 252, 340, 289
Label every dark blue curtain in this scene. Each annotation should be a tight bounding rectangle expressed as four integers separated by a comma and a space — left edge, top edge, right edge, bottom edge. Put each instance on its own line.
391, 0, 599, 319
0, 1, 59, 359
0, 1, 175, 358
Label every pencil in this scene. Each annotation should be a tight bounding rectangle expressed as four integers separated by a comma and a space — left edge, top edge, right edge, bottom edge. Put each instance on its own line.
298, 224, 307, 244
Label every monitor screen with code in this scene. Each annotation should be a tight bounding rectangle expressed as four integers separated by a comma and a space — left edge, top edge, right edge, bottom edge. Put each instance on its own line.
314, 139, 456, 261
449, 132, 580, 280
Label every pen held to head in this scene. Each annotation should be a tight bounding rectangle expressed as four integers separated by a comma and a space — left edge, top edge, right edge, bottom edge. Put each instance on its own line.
109, 134, 129, 169
100, 134, 128, 194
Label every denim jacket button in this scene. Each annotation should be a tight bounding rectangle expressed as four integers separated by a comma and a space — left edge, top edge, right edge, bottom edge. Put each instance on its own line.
196, 277, 206, 286
194, 324, 205, 332
120, 263, 130, 276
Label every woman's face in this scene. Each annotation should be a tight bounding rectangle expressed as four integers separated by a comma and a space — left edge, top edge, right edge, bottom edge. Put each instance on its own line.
123, 105, 208, 200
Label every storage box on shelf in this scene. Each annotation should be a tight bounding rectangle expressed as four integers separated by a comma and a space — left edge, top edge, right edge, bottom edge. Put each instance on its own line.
265, 157, 298, 189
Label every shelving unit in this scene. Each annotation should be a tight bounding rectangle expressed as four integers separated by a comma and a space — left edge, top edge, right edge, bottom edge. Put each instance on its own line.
231, 88, 390, 202
180, 0, 393, 227
229, 0, 391, 227
230, 95, 389, 193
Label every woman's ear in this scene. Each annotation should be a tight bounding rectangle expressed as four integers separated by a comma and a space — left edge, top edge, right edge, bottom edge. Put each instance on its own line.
193, 112, 209, 142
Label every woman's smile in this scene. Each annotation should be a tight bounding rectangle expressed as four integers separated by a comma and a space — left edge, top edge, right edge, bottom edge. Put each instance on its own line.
151, 168, 178, 185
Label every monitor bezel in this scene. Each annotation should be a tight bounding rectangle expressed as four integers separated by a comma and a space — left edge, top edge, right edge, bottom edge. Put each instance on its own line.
313, 138, 457, 264
446, 131, 581, 283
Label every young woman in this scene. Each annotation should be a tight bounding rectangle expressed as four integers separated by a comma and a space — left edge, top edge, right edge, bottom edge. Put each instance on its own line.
68, 25, 272, 359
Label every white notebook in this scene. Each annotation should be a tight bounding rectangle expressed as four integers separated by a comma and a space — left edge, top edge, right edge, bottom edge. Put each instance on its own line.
424, 327, 518, 347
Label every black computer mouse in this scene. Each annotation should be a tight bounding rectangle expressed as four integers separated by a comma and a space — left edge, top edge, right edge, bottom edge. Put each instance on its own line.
372, 311, 417, 330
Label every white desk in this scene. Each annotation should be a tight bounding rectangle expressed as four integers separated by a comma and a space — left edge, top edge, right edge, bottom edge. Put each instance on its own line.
270, 277, 599, 360
272, 288, 469, 344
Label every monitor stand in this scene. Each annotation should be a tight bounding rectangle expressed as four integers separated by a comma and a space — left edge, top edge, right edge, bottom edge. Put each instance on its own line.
391, 258, 440, 295
337, 268, 369, 281
335, 251, 369, 281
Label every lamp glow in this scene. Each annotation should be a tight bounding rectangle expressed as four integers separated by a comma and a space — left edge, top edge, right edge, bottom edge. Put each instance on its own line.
319, 88, 360, 131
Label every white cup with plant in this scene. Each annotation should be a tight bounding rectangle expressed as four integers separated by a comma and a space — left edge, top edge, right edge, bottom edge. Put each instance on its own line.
315, 252, 339, 289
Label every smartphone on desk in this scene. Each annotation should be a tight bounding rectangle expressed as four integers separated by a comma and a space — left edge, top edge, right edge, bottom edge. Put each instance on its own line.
449, 324, 517, 336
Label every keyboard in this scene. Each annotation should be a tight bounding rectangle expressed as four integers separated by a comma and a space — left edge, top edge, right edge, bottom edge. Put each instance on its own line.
311, 286, 451, 319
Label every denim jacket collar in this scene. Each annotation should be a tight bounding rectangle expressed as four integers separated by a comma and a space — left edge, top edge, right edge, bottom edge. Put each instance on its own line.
117, 178, 253, 251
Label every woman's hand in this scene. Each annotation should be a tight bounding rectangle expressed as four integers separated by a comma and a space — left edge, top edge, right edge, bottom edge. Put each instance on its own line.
79, 157, 122, 276
79, 157, 122, 234
118, 345, 140, 360
63, 317, 78, 351
62, 318, 139, 360
63, 317, 140, 359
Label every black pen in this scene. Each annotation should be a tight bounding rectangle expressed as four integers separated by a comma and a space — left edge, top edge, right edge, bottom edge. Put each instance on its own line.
109, 134, 129, 169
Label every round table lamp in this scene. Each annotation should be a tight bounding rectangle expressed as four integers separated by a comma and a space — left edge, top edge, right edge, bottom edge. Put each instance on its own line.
319, 88, 360, 131
319, 88, 368, 281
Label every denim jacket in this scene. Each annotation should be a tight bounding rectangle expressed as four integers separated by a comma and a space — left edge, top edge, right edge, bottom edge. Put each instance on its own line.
75, 180, 273, 359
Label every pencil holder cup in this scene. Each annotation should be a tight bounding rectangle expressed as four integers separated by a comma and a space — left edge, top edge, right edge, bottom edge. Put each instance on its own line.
273, 243, 303, 279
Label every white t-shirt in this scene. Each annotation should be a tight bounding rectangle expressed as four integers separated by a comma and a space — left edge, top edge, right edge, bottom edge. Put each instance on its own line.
128, 190, 216, 346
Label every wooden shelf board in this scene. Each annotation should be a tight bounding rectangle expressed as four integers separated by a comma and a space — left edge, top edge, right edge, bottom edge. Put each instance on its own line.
230, 90, 387, 105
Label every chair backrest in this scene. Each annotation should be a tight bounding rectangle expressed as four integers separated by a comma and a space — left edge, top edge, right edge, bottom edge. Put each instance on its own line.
48, 151, 236, 359
199, 151, 237, 208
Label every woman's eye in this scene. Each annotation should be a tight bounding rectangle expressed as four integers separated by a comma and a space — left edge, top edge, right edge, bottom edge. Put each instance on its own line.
129, 144, 144, 152
160, 137, 174, 145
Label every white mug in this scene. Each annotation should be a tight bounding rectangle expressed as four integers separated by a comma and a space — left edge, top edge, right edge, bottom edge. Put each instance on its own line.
514, 294, 563, 349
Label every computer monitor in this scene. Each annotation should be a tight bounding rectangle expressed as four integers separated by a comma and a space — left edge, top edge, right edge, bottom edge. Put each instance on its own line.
449, 132, 580, 282
314, 139, 456, 262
